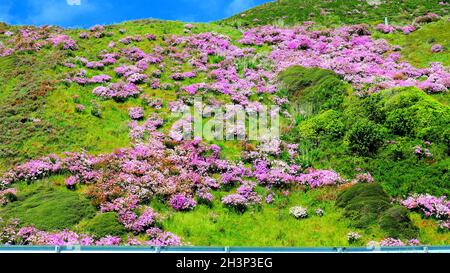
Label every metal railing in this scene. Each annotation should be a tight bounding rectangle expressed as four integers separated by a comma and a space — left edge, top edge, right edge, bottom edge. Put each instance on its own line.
0, 245, 449, 253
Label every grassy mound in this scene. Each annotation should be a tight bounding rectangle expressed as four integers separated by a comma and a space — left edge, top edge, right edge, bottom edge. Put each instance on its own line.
0, 182, 96, 230
379, 206, 418, 239
336, 183, 418, 239
278, 66, 349, 115
336, 183, 391, 227
77, 212, 127, 238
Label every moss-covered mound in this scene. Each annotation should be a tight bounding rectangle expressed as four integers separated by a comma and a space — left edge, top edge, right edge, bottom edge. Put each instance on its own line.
78, 212, 127, 238
336, 183, 391, 227
336, 183, 418, 239
278, 66, 349, 115
379, 206, 418, 239
0, 185, 96, 230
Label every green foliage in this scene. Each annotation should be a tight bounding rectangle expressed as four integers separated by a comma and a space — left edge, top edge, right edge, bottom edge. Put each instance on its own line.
158, 186, 375, 247
298, 110, 345, 141
336, 183, 391, 228
78, 212, 127, 238
380, 87, 450, 142
279, 66, 348, 115
0, 183, 96, 230
345, 119, 387, 156
336, 183, 419, 238
378, 206, 419, 239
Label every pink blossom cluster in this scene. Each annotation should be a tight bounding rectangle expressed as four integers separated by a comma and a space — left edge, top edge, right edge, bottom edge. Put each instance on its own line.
401, 194, 450, 220
47, 34, 77, 50
169, 194, 197, 211
0, 43, 13, 57
353, 172, 374, 183
119, 35, 144, 45
128, 114, 164, 141
0, 218, 181, 246
128, 107, 144, 120
414, 146, 432, 158
375, 24, 416, 35
0, 188, 17, 205
93, 81, 140, 101
66, 71, 112, 85
240, 24, 449, 93
431, 44, 444, 53
379, 238, 421, 247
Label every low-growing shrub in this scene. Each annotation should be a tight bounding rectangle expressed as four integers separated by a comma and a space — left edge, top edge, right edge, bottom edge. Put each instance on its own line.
378, 206, 419, 239
381, 87, 450, 142
298, 110, 345, 141
345, 119, 387, 156
336, 183, 391, 228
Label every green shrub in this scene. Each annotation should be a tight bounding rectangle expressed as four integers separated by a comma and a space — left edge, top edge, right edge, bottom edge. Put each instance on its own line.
298, 110, 345, 140
378, 206, 418, 239
336, 183, 391, 228
80, 212, 127, 237
380, 87, 450, 142
345, 119, 387, 156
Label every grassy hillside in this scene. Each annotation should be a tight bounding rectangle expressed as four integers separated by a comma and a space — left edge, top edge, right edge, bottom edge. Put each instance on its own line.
0, 2, 449, 247
223, 0, 450, 27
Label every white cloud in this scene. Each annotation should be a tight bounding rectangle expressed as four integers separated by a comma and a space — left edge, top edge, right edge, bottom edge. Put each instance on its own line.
66, 0, 81, 6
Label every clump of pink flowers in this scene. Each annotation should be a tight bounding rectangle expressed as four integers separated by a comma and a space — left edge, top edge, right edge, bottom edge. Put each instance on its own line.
401, 194, 450, 220
128, 107, 144, 120
431, 44, 444, 53
93, 82, 140, 101
169, 194, 197, 211
47, 34, 77, 50
0, 188, 17, 205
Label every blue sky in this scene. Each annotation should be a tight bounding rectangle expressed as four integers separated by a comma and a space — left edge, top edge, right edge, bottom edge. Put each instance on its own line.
0, 0, 271, 28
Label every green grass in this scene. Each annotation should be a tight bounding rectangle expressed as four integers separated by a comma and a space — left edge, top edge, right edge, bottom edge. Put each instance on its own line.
373, 19, 450, 68
0, 177, 97, 231
155, 186, 384, 247
76, 212, 127, 238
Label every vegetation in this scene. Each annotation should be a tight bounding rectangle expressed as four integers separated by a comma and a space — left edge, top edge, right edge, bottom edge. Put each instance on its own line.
77, 212, 127, 238
0, 179, 96, 230
0, 0, 448, 246
337, 183, 418, 239
223, 0, 450, 27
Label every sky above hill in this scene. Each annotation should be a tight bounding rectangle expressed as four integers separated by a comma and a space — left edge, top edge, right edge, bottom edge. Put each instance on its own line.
0, 0, 271, 28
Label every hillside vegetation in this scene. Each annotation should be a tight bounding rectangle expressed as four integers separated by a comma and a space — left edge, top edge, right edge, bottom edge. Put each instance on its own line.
0, 1, 449, 247
224, 0, 450, 27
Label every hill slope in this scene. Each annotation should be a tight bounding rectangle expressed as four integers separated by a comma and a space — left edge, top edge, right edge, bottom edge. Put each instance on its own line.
0, 2, 449, 247
223, 0, 450, 27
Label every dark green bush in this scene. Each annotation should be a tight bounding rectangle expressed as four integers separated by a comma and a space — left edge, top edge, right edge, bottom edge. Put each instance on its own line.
81, 212, 127, 237
345, 119, 387, 156
378, 206, 419, 239
336, 183, 391, 228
